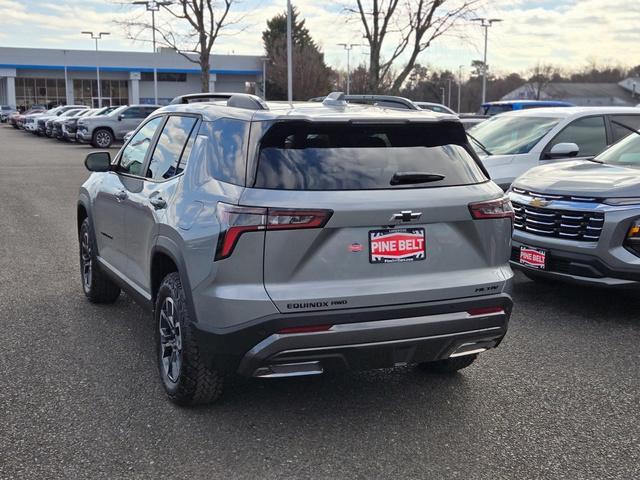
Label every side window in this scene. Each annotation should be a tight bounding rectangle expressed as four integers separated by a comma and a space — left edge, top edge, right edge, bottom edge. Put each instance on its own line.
146, 116, 198, 181
546, 116, 606, 157
610, 115, 640, 143
118, 116, 163, 176
142, 107, 158, 117
121, 107, 142, 119
199, 118, 249, 185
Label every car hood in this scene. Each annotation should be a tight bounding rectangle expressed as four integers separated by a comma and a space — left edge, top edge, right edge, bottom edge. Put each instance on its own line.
513, 160, 640, 198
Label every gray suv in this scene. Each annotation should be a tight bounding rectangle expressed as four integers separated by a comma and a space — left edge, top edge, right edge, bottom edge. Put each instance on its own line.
77, 104, 160, 148
77, 92, 514, 405
508, 126, 640, 287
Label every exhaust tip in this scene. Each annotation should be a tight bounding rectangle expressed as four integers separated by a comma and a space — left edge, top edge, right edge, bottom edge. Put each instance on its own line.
253, 361, 324, 378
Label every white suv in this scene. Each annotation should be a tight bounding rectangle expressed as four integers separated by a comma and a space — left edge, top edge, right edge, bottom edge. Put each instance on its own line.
468, 107, 640, 189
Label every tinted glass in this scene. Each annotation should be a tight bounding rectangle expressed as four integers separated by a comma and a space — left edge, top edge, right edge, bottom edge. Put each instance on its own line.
547, 116, 606, 157
199, 119, 249, 185
254, 122, 485, 190
146, 116, 198, 181
118, 117, 162, 176
597, 133, 640, 167
610, 115, 640, 143
469, 115, 560, 155
484, 105, 512, 115
142, 107, 159, 116
122, 107, 144, 118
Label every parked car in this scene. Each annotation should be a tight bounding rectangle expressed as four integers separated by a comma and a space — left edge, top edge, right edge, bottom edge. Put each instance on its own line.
414, 101, 456, 114
1, 105, 17, 123
77, 91, 514, 405
480, 100, 574, 116
46, 108, 85, 137
467, 107, 640, 190
459, 114, 488, 130
36, 105, 87, 136
76, 105, 160, 147
12, 107, 46, 129
508, 128, 640, 287
52, 109, 91, 139
60, 106, 118, 141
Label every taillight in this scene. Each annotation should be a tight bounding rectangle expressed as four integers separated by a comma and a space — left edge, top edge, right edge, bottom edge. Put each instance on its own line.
215, 203, 333, 260
469, 197, 514, 221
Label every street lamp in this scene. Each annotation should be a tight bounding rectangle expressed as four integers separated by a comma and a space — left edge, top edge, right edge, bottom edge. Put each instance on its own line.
261, 57, 269, 100
337, 43, 361, 95
471, 17, 502, 104
133, 1, 172, 105
457, 65, 464, 113
81, 31, 110, 108
286, 0, 293, 103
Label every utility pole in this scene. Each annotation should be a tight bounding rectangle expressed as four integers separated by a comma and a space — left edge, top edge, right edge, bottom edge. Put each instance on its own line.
133, 1, 172, 104
471, 17, 502, 104
81, 31, 110, 108
261, 57, 269, 100
447, 78, 452, 107
286, 0, 293, 103
441, 87, 445, 105
337, 43, 361, 95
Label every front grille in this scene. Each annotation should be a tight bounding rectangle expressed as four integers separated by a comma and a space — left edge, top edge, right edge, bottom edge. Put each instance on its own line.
512, 201, 604, 242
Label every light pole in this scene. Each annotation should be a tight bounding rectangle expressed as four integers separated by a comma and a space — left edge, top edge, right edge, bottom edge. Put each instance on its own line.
471, 17, 502, 104
286, 0, 293, 103
457, 65, 463, 113
337, 43, 361, 95
133, 1, 172, 105
82, 31, 110, 108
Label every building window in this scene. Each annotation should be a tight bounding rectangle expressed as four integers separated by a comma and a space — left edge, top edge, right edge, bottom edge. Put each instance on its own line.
15, 77, 67, 109
72, 79, 129, 107
140, 72, 187, 82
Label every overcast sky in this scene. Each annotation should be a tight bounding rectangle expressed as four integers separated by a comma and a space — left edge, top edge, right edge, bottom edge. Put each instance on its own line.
0, 0, 638, 77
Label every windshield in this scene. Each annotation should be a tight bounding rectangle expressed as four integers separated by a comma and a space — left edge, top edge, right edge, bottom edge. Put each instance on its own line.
468, 115, 561, 155
596, 132, 640, 167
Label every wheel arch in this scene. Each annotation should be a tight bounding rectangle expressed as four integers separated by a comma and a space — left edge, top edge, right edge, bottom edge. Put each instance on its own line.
151, 238, 197, 322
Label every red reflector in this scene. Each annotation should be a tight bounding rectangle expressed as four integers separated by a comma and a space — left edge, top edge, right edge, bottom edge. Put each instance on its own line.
467, 307, 504, 316
278, 324, 333, 334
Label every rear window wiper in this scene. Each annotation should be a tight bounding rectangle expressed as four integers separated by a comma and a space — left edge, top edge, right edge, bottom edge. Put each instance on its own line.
466, 132, 492, 156
390, 172, 445, 186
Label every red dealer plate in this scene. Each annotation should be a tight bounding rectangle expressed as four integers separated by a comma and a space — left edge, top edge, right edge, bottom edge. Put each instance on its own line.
519, 245, 547, 269
369, 228, 426, 264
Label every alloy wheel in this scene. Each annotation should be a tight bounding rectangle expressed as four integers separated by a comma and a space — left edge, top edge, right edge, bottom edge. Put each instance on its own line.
95, 131, 111, 148
159, 297, 182, 383
80, 230, 92, 291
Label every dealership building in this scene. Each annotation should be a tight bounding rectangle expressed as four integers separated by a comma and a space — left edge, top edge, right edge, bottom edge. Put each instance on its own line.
0, 46, 264, 109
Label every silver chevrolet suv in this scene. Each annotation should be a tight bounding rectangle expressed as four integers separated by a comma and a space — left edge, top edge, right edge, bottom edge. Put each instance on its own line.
77, 104, 160, 148
77, 92, 514, 405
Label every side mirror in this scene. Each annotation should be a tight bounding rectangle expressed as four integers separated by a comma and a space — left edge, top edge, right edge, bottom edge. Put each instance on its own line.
118, 114, 124, 121
85, 151, 111, 172
547, 142, 579, 159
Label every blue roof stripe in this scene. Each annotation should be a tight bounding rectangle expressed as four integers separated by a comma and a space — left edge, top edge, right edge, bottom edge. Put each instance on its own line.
0, 63, 261, 76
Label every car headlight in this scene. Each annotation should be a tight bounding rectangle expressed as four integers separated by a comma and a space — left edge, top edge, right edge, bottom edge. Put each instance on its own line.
604, 198, 640, 206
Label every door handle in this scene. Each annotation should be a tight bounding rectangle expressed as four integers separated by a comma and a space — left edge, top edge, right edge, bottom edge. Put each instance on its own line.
115, 190, 127, 201
149, 196, 167, 210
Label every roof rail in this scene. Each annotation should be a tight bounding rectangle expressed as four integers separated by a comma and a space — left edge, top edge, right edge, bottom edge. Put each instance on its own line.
169, 92, 268, 110
316, 93, 420, 110
227, 94, 268, 110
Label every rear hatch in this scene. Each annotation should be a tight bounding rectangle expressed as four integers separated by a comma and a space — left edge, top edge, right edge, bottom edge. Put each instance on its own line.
241, 120, 513, 313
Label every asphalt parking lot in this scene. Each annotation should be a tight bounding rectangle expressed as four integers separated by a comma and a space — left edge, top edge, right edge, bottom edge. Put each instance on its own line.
0, 125, 638, 480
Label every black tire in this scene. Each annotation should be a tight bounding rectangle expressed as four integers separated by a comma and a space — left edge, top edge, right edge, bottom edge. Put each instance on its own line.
418, 354, 477, 374
92, 128, 113, 148
79, 218, 121, 303
156, 272, 223, 406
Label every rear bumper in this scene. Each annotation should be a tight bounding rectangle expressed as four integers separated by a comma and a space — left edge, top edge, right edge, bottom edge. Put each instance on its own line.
193, 293, 512, 376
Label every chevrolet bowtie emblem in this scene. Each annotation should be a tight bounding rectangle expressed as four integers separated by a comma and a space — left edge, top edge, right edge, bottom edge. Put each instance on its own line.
390, 210, 422, 222
529, 198, 550, 208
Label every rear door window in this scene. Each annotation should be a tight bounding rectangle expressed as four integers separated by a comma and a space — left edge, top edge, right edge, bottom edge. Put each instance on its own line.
546, 116, 607, 157
254, 122, 486, 190
610, 115, 640, 143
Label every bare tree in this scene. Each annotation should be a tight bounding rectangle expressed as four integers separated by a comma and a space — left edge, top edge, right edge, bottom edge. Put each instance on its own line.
117, 0, 239, 92
527, 63, 558, 100
349, 0, 479, 93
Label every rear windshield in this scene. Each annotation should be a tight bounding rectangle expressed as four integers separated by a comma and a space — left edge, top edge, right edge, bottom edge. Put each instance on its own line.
254, 122, 487, 190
